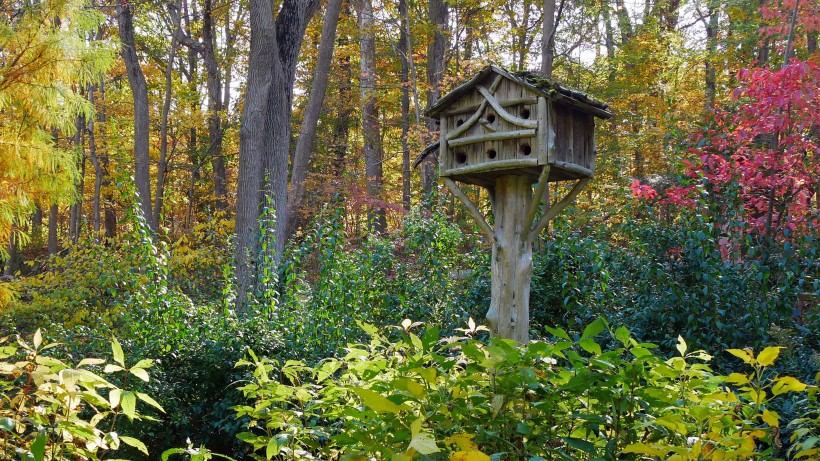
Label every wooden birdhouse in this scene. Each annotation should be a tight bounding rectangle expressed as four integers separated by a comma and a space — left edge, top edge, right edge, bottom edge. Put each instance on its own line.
426, 66, 611, 187
419, 66, 611, 344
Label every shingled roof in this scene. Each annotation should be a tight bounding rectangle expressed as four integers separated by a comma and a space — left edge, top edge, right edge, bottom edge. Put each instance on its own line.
425, 65, 611, 120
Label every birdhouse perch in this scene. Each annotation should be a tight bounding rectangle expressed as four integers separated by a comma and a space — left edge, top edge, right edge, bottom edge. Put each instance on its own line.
424, 66, 611, 342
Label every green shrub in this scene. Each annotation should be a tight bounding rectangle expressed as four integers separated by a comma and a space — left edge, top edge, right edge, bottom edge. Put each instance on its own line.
0, 330, 160, 460
233, 319, 812, 460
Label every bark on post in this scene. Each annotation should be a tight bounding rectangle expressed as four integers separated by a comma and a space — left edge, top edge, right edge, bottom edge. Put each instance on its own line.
486, 175, 534, 343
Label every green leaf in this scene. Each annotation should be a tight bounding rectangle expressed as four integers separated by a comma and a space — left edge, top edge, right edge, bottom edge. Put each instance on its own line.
351, 387, 407, 414
137, 392, 165, 413
266, 437, 281, 459
0, 417, 14, 432
676, 336, 687, 356
563, 437, 597, 456
579, 337, 602, 355
109, 388, 122, 408
121, 391, 137, 420
77, 358, 106, 367
408, 432, 439, 455
546, 326, 570, 340
756, 347, 781, 366
582, 319, 605, 338
161, 448, 187, 461
31, 432, 46, 461
130, 367, 150, 382
132, 359, 154, 369
111, 337, 125, 367
614, 326, 630, 345
104, 364, 124, 374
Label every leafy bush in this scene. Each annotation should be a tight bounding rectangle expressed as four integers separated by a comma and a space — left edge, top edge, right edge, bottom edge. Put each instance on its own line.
232, 319, 812, 460
0, 330, 161, 460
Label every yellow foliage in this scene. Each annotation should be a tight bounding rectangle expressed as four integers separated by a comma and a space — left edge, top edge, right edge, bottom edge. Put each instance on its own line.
0, 0, 114, 255
449, 450, 490, 461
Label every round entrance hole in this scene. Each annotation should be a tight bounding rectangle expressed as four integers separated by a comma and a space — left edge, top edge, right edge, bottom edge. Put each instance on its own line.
487, 149, 497, 159
456, 118, 464, 126
486, 114, 496, 123
520, 144, 532, 156
455, 152, 467, 164
521, 108, 531, 119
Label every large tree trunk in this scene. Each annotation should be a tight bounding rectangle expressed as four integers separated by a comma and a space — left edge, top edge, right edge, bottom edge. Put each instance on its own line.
235, 0, 319, 310
421, 0, 448, 206
357, 0, 386, 232
288, 0, 344, 237
117, 3, 153, 229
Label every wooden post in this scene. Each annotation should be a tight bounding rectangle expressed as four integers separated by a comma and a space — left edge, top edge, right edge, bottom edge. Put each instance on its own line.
486, 175, 534, 343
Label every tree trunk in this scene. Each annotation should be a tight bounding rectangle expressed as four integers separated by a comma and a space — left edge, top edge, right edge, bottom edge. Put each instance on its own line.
87, 83, 103, 242
357, 0, 386, 232
96, 78, 117, 239
235, 0, 319, 310
541, 0, 556, 76
69, 116, 84, 244
486, 175, 534, 343
117, 2, 153, 228
614, 0, 632, 46
399, 0, 411, 211
421, 0, 448, 206
288, 0, 344, 237
602, 0, 615, 80
331, 31, 354, 197
48, 204, 58, 256
154, 1, 182, 230
705, 0, 719, 108
203, 0, 228, 211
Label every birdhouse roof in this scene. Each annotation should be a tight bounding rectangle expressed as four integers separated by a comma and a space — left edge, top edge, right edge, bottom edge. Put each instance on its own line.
426, 65, 611, 119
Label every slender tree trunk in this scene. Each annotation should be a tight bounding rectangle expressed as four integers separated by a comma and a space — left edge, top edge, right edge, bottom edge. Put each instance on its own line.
541, 0, 556, 76
96, 77, 117, 239
331, 31, 353, 198
117, 2, 153, 228
69, 116, 84, 244
357, 0, 386, 232
421, 0, 448, 207
705, 0, 719, 108
154, 1, 182, 230
602, 0, 615, 80
48, 204, 58, 256
614, 0, 632, 46
288, 0, 344, 237
399, 0, 411, 211
87, 83, 103, 242
203, 0, 228, 211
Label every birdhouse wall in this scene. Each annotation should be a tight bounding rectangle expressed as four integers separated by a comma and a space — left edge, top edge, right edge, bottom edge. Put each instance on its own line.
551, 105, 596, 177
437, 71, 599, 186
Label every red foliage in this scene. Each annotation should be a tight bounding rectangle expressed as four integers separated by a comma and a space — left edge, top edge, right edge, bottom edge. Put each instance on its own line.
659, 61, 820, 240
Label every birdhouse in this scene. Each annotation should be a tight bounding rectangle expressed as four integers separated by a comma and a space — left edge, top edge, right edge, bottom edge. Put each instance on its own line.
426, 66, 611, 187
